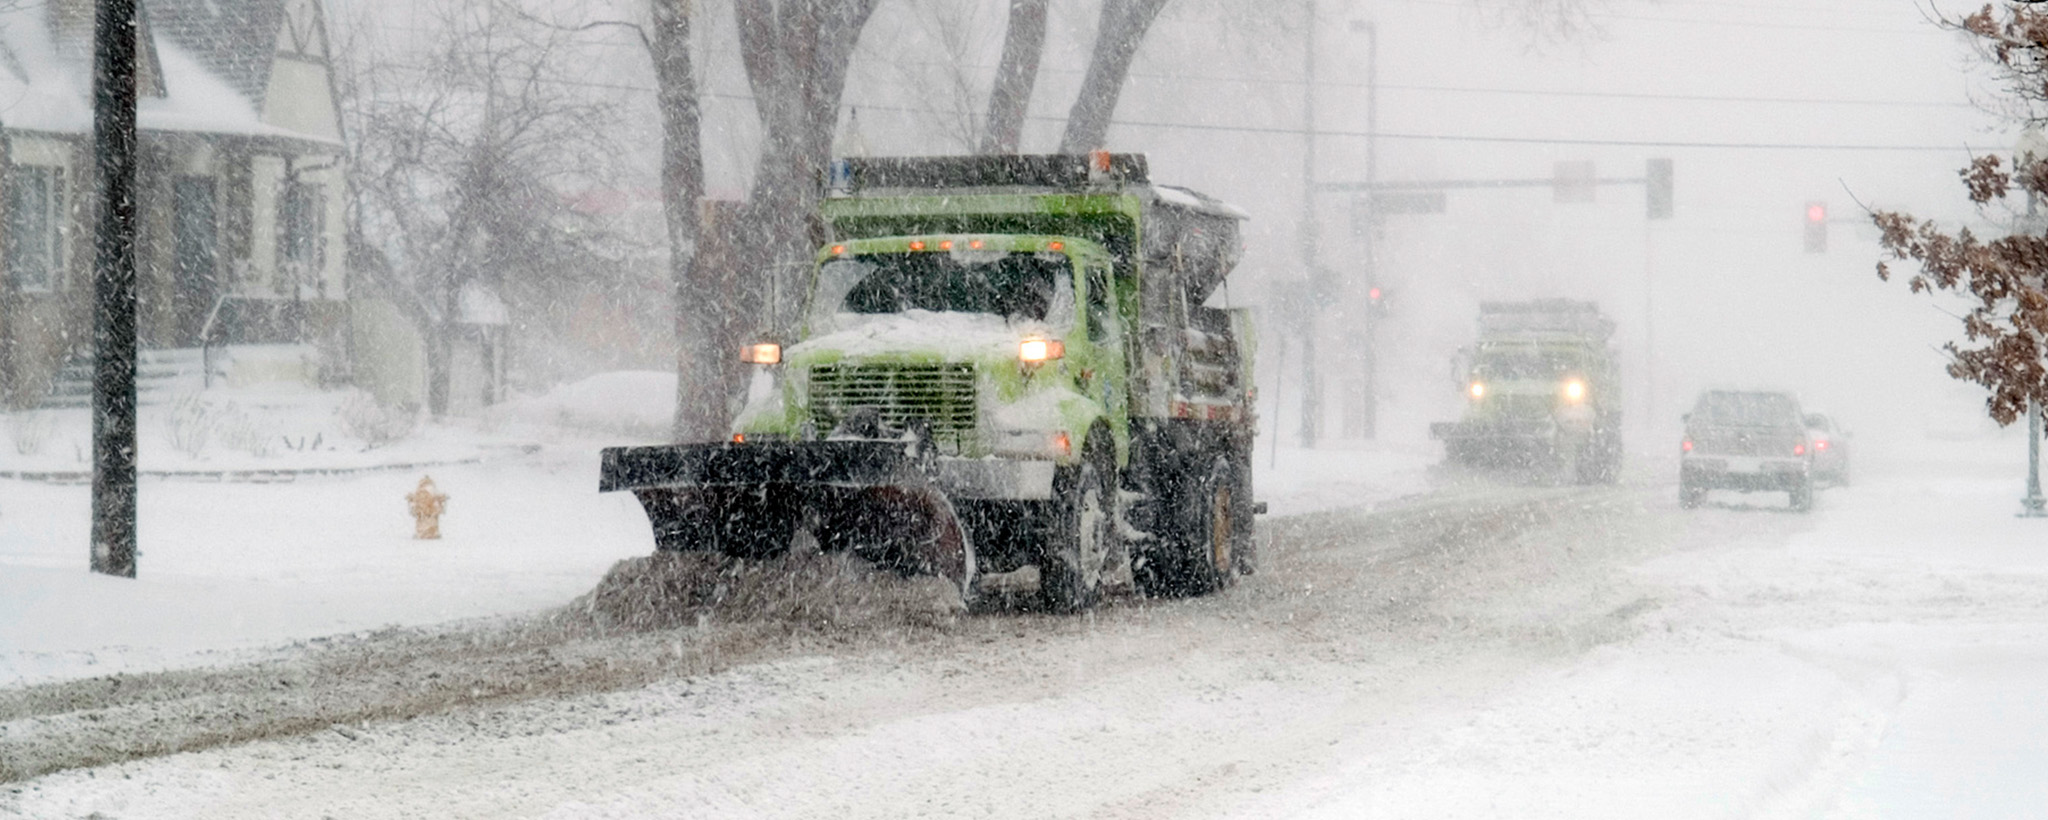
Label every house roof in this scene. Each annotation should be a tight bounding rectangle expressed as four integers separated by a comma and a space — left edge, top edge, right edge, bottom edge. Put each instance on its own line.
0, 0, 335, 148
145, 0, 289, 110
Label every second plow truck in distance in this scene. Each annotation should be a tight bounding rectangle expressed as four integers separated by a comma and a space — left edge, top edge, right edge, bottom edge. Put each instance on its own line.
1430, 299, 1623, 484
600, 153, 1259, 613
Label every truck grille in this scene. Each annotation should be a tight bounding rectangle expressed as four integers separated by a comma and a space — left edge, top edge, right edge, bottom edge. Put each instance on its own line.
809, 362, 978, 444
1491, 394, 1555, 419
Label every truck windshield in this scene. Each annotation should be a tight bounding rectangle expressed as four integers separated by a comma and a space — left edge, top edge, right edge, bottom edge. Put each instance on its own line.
1694, 392, 1801, 427
813, 251, 1074, 328
1473, 349, 1582, 380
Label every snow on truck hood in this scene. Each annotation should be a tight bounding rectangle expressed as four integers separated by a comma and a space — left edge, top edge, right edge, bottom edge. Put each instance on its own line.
792, 311, 1054, 361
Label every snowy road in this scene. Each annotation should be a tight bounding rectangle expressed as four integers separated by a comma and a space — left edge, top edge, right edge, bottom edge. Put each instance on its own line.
7, 437, 2048, 818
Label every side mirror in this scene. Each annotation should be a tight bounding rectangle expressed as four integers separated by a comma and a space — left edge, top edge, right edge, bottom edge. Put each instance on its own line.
1681, 412, 1691, 423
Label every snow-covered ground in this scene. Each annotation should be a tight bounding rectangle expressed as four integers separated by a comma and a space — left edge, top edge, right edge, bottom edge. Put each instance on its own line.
0, 377, 1426, 687
7, 379, 2048, 817
0, 377, 681, 685
1261, 432, 2048, 818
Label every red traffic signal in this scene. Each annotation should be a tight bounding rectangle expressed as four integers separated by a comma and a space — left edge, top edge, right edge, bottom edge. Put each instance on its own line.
1804, 201, 1827, 253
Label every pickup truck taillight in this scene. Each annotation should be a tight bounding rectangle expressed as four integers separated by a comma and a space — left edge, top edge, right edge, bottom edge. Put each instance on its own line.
1681, 439, 1693, 452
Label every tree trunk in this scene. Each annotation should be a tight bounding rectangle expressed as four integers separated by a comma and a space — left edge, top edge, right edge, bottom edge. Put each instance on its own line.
1058, 0, 1171, 154
424, 316, 452, 417
733, 0, 879, 338
649, 0, 723, 442
979, 0, 1048, 155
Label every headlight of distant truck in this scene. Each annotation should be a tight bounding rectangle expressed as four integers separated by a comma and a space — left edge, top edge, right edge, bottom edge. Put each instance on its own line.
740, 342, 781, 364
1468, 381, 1486, 400
1561, 378, 1588, 403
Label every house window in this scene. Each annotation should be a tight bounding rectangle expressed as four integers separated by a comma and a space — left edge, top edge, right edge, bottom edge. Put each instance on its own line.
6, 165, 65, 292
277, 180, 325, 296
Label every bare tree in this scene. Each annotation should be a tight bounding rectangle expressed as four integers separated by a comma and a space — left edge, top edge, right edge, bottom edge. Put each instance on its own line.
981, 0, 1048, 154
1873, 4, 2048, 425
641, 0, 726, 441
732, 0, 882, 340
1058, 0, 1172, 153
341, 0, 623, 416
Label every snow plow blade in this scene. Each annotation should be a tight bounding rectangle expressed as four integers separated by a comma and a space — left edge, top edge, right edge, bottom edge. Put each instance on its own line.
599, 441, 977, 603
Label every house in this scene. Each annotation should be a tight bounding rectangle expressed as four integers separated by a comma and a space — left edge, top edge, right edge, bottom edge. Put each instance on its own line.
0, 0, 346, 408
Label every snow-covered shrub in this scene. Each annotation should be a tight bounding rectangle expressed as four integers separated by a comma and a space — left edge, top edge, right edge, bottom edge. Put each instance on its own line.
161, 392, 218, 457
217, 410, 277, 458
337, 389, 418, 448
162, 392, 279, 458
7, 410, 54, 456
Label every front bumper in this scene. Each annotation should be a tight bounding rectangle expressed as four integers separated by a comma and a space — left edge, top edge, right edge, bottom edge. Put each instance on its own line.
600, 440, 1057, 501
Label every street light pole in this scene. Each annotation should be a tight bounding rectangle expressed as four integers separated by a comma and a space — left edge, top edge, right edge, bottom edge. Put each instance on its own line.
1298, 0, 1321, 448
2026, 402, 2047, 518
1359, 19, 1378, 440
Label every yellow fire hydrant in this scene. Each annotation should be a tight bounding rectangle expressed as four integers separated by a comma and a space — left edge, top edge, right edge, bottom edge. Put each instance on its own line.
406, 476, 449, 540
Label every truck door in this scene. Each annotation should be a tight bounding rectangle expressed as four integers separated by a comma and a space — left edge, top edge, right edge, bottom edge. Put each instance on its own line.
1083, 263, 1130, 451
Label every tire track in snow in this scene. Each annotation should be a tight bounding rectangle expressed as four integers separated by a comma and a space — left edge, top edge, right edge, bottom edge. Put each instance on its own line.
0, 479, 1639, 790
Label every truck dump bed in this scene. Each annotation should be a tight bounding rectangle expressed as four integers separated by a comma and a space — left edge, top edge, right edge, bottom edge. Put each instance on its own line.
1477, 299, 1615, 342
824, 154, 1246, 305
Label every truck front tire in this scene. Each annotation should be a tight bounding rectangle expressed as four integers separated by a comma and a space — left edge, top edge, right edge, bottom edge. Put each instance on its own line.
1040, 443, 1117, 613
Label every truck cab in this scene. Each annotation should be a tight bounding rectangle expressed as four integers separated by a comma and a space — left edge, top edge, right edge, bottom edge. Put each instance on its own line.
600, 153, 1257, 612
1432, 300, 1623, 484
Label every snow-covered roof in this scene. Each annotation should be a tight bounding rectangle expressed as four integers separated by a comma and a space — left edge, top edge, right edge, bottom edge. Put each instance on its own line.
1152, 185, 1251, 221
0, 1, 335, 146
147, 0, 289, 109
458, 282, 510, 326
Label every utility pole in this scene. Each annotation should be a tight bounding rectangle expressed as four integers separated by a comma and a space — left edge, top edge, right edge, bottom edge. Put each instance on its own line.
1358, 18, 1378, 440
91, 0, 140, 578
2024, 402, 2045, 517
1298, 0, 1321, 447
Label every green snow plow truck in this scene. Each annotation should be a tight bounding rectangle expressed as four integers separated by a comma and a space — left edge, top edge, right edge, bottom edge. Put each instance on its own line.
600, 153, 1259, 612
1430, 299, 1622, 484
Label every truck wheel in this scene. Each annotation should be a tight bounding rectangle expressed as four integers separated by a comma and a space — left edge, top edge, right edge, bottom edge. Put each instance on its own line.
1232, 444, 1257, 576
1679, 481, 1704, 509
1789, 477, 1814, 513
1197, 457, 1240, 593
1133, 456, 1234, 598
1185, 457, 1240, 596
1575, 436, 1621, 485
1040, 443, 1116, 613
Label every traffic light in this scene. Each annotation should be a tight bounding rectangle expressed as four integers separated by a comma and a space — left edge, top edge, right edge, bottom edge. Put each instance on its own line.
1645, 158, 1673, 219
1804, 201, 1827, 253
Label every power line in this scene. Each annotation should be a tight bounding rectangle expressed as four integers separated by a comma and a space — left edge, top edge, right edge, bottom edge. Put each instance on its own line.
367, 63, 1981, 153
361, 22, 1967, 111
1369, 83, 1973, 110
1382, 0, 1937, 35
380, 56, 1975, 115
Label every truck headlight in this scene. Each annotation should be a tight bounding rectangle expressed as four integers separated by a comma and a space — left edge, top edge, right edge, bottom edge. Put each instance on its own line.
741, 342, 781, 364
1468, 381, 1486, 400
1019, 338, 1064, 364
1561, 378, 1587, 403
